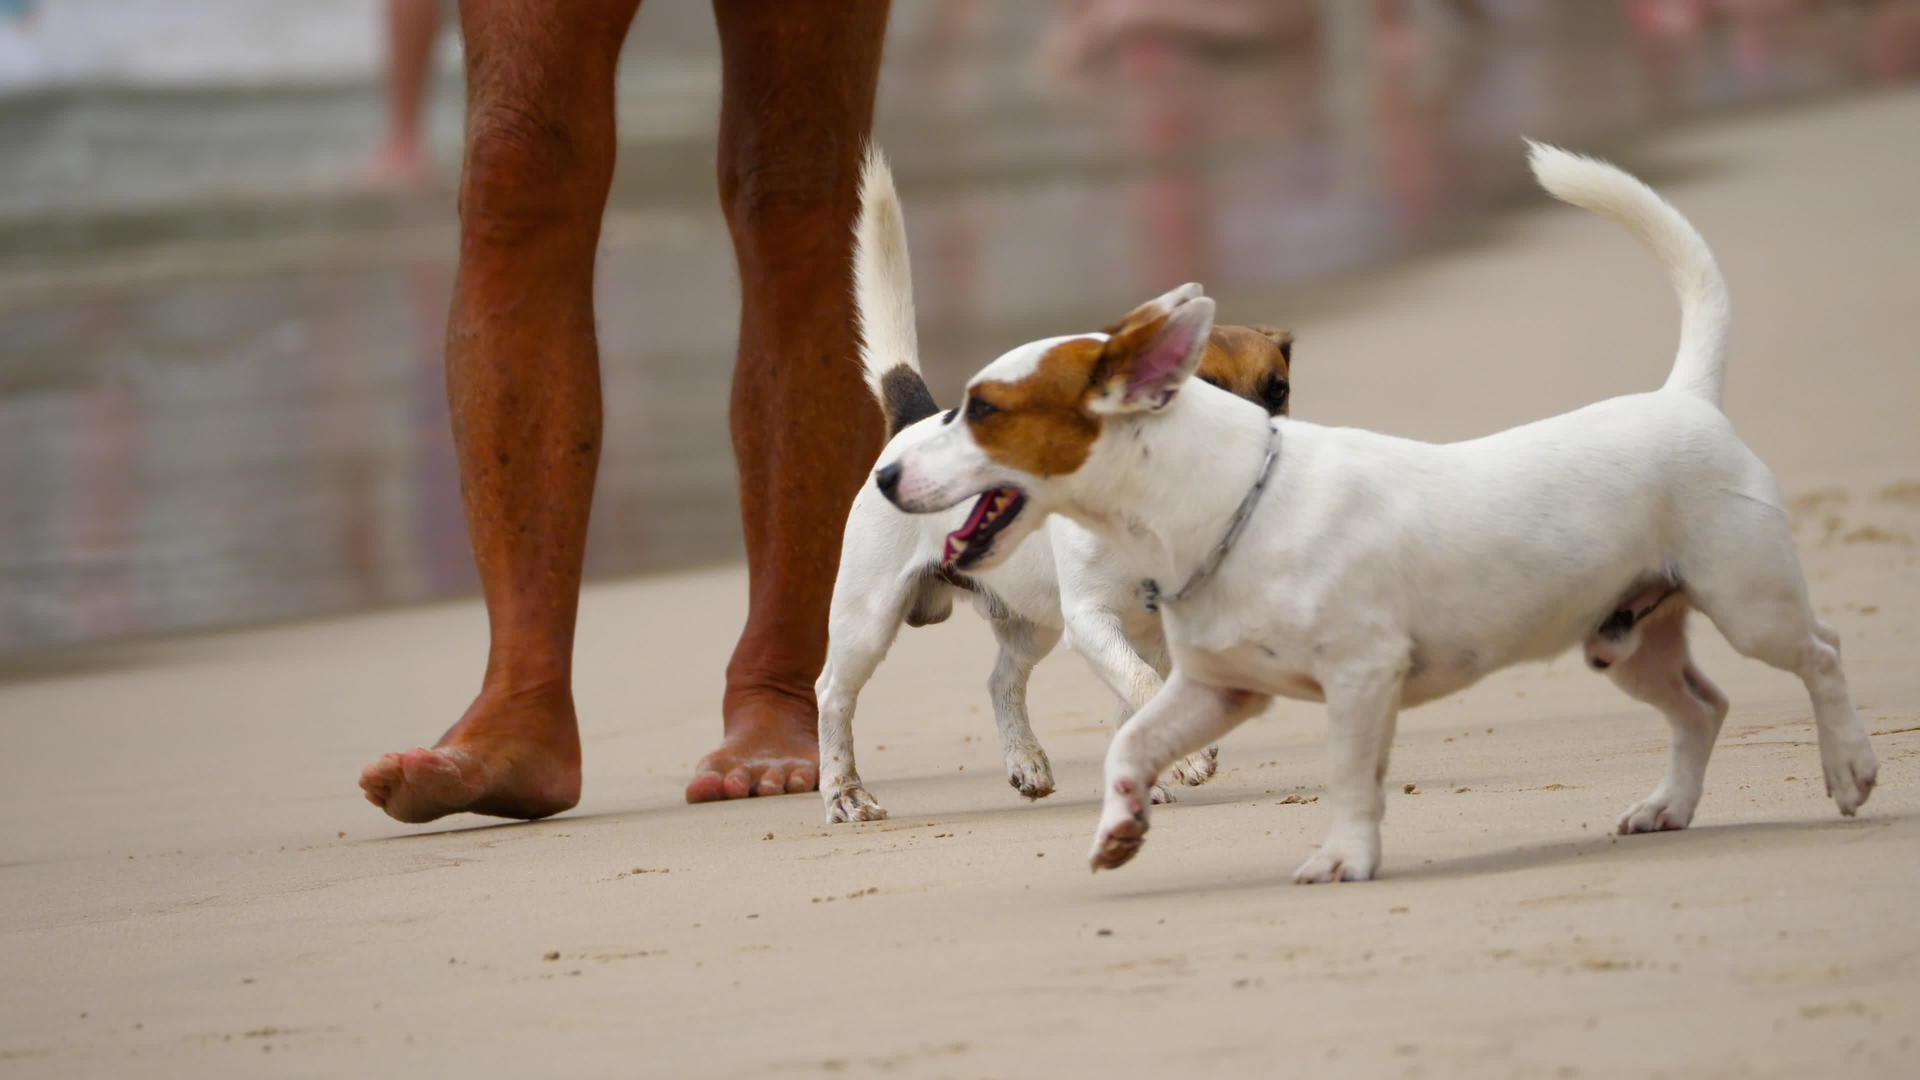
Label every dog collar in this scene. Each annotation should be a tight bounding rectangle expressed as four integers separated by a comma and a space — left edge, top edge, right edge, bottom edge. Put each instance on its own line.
1143, 423, 1280, 614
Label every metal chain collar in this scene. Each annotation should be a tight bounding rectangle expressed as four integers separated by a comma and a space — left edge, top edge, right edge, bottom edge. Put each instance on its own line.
1142, 423, 1280, 614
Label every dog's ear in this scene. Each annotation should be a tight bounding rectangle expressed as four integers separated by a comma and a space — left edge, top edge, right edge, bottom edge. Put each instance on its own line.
1103, 282, 1204, 337
1251, 325, 1294, 365
1089, 293, 1216, 414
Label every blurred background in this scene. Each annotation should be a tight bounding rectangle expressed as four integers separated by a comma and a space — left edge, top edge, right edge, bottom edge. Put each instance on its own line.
3, 0, 1917, 655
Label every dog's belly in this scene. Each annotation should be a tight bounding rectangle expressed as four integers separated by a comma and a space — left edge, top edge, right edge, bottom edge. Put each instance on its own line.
1183, 633, 1496, 709
1399, 665, 1487, 708
1263, 671, 1326, 703
1179, 643, 1326, 702
1247, 659, 1483, 708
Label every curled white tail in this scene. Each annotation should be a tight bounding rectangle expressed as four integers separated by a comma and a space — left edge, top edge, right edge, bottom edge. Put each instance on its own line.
1527, 141, 1730, 407
854, 146, 937, 434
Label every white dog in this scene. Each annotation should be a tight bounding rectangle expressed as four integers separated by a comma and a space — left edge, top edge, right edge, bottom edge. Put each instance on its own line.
818, 150, 1295, 823
874, 142, 1880, 882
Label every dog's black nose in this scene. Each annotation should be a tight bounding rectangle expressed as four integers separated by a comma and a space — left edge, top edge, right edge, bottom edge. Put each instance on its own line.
874, 462, 902, 500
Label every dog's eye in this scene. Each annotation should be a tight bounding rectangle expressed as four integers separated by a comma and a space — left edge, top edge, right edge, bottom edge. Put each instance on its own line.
964, 396, 999, 423
1199, 376, 1225, 390
1262, 376, 1290, 414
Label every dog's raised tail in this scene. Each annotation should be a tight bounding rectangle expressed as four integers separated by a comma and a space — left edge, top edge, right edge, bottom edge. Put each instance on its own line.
1527, 141, 1729, 407
856, 145, 938, 437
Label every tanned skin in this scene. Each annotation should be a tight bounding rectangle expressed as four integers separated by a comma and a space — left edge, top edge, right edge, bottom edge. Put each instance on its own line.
360, 0, 892, 823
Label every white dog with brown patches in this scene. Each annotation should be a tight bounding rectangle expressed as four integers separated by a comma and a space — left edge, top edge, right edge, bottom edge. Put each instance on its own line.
817, 150, 1295, 823
875, 143, 1879, 883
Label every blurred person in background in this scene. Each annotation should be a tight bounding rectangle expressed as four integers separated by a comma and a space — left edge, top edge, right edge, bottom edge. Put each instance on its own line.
366, 0, 445, 187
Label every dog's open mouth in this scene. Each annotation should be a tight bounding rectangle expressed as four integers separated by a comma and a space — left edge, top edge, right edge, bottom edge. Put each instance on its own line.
944, 487, 1026, 569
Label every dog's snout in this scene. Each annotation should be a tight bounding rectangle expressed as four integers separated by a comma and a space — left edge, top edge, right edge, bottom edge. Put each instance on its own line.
874, 462, 903, 501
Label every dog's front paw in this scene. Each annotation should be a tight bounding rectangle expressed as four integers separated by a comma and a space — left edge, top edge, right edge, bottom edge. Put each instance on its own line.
1166, 745, 1219, 788
1149, 782, 1175, 805
1820, 734, 1879, 817
1615, 789, 1697, 835
1004, 746, 1056, 801
1291, 831, 1379, 884
1088, 777, 1151, 871
823, 783, 888, 824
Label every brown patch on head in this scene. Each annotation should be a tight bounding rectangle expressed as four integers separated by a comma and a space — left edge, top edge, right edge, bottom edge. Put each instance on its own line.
1195, 324, 1294, 415
966, 338, 1106, 476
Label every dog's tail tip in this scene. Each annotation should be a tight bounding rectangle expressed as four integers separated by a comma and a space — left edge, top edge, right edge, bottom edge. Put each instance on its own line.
1522, 139, 1627, 203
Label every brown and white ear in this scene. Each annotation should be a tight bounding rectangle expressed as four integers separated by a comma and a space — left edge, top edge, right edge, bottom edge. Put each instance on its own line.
1089, 295, 1216, 414
1103, 282, 1204, 338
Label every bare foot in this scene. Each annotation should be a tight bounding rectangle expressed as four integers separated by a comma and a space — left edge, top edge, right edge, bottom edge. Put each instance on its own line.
360, 684, 581, 824
686, 696, 819, 802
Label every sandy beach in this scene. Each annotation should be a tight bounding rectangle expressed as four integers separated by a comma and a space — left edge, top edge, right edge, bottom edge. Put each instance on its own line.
4, 90, 1918, 1078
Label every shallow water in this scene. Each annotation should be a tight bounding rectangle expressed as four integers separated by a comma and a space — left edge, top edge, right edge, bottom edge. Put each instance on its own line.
3, 0, 1917, 652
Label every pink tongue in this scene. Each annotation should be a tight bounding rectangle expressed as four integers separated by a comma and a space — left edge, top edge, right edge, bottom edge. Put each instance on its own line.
953, 491, 996, 540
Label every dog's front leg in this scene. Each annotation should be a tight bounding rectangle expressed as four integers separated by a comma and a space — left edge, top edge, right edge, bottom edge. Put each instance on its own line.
1294, 666, 1405, 884
1131, 630, 1220, 791
1064, 605, 1216, 802
1089, 674, 1269, 871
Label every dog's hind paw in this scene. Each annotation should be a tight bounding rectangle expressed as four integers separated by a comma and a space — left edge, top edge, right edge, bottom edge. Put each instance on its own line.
1004, 746, 1056, 801
823, 784, 888, 824
1166, 745, 1219, 787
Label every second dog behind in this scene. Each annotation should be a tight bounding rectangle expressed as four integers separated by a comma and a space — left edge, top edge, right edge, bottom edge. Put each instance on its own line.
816, 149, 1296, 823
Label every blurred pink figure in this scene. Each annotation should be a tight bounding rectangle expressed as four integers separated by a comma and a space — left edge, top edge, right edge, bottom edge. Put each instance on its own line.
1044, 0, 1486, 73
1043, 0, 1317, 71
365, 0, 446, 187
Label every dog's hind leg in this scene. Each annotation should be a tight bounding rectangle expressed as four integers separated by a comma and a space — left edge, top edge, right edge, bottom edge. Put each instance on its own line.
1294, 663, 1405, 884
988, 614, 1062, 800
1089, 674, 1270, 870
816, 571, 918, 823
1683, 512, 1878, 817
1605, 602, 1729, 834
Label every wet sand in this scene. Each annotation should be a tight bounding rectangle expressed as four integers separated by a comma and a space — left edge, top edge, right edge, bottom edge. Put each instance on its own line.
3, 91, 1918, 1077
